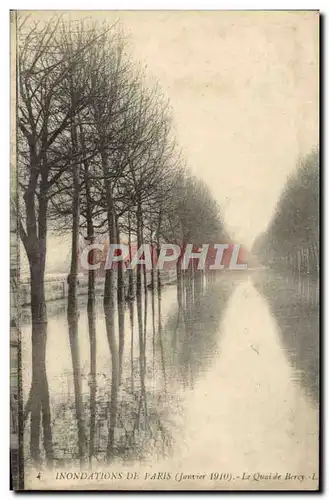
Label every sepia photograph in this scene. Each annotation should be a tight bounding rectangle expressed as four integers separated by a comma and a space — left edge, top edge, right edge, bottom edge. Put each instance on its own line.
10, 9, 319, 491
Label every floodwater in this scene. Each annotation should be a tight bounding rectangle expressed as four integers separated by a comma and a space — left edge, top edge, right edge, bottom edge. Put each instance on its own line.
21, 270, 319, 490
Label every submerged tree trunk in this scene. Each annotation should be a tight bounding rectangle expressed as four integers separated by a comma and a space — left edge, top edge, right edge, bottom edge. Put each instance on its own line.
116, 221, 125, 378
157, 288, 166, 391
87, 302, 96, 464
23, 180, 53, 466
156, 210, 162, 293
176, 255, 183, 307
104, 304, 119, 461
141, 215, 148, 295
67, 115, 86, 465
116, 217, 124, 304
136, 292, 147, 417
127, 211, 134, 296
101, 152, 119, 461
136, 202, 142, 296
118, 300, 125, 385
102, 153, 117, 307
81, 124, 96, 311
128, 301, 135, 392
149, 222, 157, 293
29, 261, 53, 464
83, 153, 97, 464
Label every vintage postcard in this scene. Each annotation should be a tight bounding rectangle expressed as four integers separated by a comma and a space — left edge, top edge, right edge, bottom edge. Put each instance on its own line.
10, 10, 319, 491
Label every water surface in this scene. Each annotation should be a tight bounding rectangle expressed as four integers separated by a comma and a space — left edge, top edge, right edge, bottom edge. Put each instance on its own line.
22, 270, 319, 489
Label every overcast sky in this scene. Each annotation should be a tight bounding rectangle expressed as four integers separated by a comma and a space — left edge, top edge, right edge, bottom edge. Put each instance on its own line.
19, 10, 319, 272
113, 11, 319, 247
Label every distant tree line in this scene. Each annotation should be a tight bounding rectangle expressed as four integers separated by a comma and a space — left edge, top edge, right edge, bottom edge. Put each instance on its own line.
253, 149, 319, 276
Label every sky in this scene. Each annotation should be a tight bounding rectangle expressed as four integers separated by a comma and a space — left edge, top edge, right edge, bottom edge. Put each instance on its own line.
18, 10, 319, 272
112, 11, 319, 247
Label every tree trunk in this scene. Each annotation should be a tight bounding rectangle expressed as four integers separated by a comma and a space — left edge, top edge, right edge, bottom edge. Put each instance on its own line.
86, 218, 96, 464
140, 215, 148, 294
116, 218, 124, 303
104, 305, 119, 461
82, 127, 96, 312
118, 300, 125, 386
156, 210, 162, 293
23, 180, 53, 466
127, 211, 134, 296
136, 293, 147, 415
101, 152, 119, 461
116, 219, 125, 379
128, 301, 134, 392
29, 260, 52, 464
102, 153, 117, 307
176, 256, 183, 308
67, 114, 86, 465
157, 289, 166, 390
87, 303, 96, 464
136, 202, 142, 297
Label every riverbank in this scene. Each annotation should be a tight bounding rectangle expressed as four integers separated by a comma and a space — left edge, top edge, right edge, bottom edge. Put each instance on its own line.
19, 269, 177, 306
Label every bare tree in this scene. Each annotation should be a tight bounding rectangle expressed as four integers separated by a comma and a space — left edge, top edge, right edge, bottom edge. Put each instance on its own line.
18, 13, 229, 467
18, 14, 108, 464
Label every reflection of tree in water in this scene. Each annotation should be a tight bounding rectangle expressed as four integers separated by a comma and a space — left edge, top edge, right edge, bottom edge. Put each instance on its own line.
161, 273, 235, 389
87, 297, 96, 462
25, 273, 236, 469
23, 322, 53, 468
50, 372, 178, 466
46, 290, 180, 467
253, 272, 319, 406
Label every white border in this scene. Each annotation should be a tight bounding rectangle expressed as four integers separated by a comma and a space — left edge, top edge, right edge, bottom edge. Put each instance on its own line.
3, 1, 325, 9
1, 1, 325, 498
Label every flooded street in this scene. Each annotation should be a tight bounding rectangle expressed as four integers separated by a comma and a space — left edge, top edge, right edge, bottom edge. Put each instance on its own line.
179, 274, 319, 489
21, 271, 319, 490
